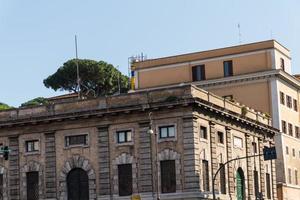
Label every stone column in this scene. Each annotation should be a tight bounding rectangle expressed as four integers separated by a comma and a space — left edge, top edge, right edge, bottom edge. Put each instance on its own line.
9, 136, 20, 200
210, 122, 218, 193
270, 141, 278, 200
226, 127, 234, 198
258, 138, 266, 198
182, 116, 200, 191
98, 126, 111, 197
246, 134, 254, 200
138, 122, 153, 193
45, 132, 57, 199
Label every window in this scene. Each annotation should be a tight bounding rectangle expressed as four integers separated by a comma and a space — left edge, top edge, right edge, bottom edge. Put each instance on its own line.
233, 136, 243, 148
27, 171, 39, 200
202, 160, 209, 191
288, 168, 292, 184
286, 146, 289, 155
65, 134, 88, 147
288, 123, 293, 136
252, 142, 257, 154
254, 170, 259, 198
280, 92, 285, 105
266, 173, 271, 199
160, 160, 176, 193
219, 163, 226, 194
293, 148, 296, 157
296, 170, 299, 185
192, 65, 206, 81
295, 126, 300, 138
223, 60, 233, 77
117, 130, 132, 143
200, 126, 208, 139
159, 125, 175, 139
217, 131, 224, 144
287, 95, 292, 108
282, 120, 287, 133
25, 140, 39, 152
294, 99, 298, 111
280, 58, 285, 71
118, 164, 132, 196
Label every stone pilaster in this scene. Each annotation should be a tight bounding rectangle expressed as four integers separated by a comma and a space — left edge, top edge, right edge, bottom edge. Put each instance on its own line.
258, 138, 265, 198
45, 132, 57, 199
210, 122, 218, 193
9, 136, 20, 200
246, 134, 254, 200
270, 142, 278, 200
225, 127, 234, 198
182, 117, 200, 191
138, 122, 153, 193
98, 126, 111, 196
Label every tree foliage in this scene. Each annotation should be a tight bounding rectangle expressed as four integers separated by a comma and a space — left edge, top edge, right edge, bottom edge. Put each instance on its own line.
43, 59, 129, 97
0, 102, 13, 110
20, 97, 49, 107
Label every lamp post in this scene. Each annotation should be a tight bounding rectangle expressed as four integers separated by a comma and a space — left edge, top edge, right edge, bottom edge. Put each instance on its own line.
148, 112, 160, 200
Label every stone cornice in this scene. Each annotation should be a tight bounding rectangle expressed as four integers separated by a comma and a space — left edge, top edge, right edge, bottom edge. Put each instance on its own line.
0, 85, 278, 136
196, 69, 300, 90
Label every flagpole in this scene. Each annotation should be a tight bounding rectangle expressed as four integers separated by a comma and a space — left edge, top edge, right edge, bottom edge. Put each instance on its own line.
75, 35, 81, 99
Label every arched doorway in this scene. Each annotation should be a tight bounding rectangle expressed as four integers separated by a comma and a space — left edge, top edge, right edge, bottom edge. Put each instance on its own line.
236, 168, 245, 200
67, 168, 89, 200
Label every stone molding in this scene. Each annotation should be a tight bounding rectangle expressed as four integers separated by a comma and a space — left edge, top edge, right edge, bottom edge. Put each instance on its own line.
98, 126, 111, 196
8, 136, 20, 199
246, 135, 254, 199
45, 132, 57, 198
0, 165, 8, 200
20, 160, 44, 199
58, 155, 97, 200
112, 153, 138, 195
138, 123, 153, 192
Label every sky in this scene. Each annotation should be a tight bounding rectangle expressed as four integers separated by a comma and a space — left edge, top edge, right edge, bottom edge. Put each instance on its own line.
0, 0, 299, 107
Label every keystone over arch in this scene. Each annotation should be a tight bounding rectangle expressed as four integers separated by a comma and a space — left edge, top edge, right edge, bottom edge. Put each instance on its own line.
58, 155, 96, 200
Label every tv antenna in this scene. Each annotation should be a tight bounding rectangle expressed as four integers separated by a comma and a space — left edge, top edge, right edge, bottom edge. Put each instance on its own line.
75, 35, 81, 99
117, 65, 121, 95
238, 23, 242, 44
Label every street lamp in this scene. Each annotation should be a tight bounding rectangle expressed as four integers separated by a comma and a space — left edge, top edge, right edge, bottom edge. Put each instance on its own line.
148, 112, 160, 200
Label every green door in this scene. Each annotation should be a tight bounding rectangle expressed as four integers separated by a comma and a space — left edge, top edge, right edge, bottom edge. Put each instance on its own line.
236, 168, 244, 200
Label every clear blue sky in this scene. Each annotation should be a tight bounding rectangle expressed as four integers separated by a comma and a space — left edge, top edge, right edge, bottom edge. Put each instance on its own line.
1, 0, 299, 107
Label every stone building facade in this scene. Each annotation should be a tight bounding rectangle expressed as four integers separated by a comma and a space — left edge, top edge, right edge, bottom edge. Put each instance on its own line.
0, 85, 278, 200
130, 40, 300, 200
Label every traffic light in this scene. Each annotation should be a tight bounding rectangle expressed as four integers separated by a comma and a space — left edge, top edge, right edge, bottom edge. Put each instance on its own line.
3, 146, 9, 160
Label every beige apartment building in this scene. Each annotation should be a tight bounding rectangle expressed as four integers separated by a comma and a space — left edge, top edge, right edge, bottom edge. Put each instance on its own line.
131, 40, 300, 200
0, 85, 277, 200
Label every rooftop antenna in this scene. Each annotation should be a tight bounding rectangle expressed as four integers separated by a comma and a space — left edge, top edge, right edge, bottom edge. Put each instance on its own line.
238, 23, 242, 44
75, 35, 81, 99
117, 65, 121, 95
